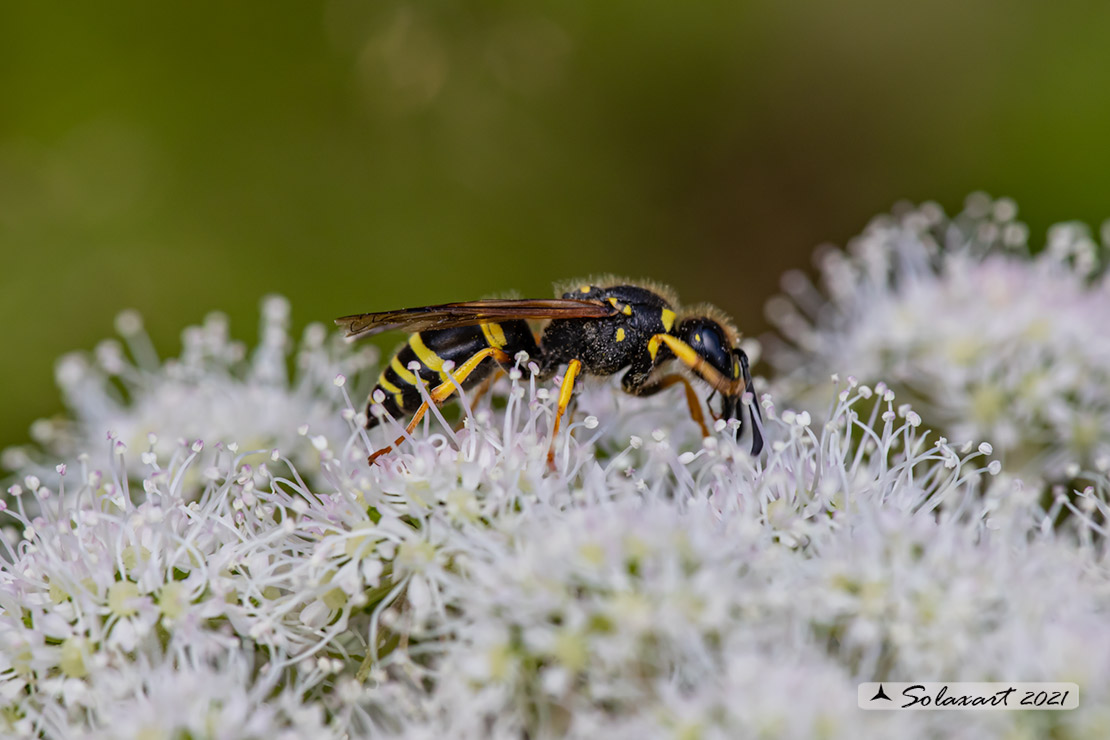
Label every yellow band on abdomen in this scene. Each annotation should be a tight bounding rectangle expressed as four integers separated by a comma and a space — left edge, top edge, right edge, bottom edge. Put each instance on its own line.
409, 334, 446, 379
391, 355, 418, 386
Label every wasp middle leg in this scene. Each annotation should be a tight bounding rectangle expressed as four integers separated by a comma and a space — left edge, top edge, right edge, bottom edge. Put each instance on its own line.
547, 358, 583, 468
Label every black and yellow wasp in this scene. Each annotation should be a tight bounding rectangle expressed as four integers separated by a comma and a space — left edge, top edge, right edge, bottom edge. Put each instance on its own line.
335, 280, 763, 466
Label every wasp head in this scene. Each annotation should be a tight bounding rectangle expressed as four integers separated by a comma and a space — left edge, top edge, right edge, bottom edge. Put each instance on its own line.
673, 317, 764, 455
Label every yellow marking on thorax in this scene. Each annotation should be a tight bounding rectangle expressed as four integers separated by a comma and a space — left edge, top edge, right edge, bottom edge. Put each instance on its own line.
480, 322, 508, 349
616, 327, 626, 342
579, 285, 592, 293
607, 297, 633, 316
648, 334, 664, 360
732, 358, 741, 379
409, 334, 446, 377
391, 355, 418, 386
661, 308, 676, 332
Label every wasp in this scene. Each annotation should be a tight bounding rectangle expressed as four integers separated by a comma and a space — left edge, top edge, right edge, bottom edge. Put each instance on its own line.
335, 280, 763, 466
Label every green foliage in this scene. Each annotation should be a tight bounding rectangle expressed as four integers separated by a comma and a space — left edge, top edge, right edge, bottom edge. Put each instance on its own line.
3, 0, 1110, 451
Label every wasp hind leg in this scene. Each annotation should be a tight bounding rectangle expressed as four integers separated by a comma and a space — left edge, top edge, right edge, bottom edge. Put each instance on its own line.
368, 347, 512, 465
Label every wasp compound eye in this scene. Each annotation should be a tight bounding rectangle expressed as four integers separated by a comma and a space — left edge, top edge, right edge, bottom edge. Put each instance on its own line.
675, 318, 733, 379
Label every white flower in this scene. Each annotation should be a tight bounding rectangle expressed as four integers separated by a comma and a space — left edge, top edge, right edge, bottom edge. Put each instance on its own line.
0, 440, 368, 736
5, 295, 376, 495
58, 652, 338, 740
765, 194, 1110, 482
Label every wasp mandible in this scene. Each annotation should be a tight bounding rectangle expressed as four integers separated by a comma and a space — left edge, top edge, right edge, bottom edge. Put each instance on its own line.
335, 279, 763, 466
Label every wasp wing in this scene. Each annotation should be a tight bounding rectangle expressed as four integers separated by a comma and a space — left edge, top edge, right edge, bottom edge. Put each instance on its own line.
335, 298, 615, 340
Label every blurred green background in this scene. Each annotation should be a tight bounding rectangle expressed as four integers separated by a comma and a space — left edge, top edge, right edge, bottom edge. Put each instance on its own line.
2, 0, 1110, 452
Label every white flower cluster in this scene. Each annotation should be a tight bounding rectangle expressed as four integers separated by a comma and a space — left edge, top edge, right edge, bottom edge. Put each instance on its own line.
765, 193, 1110, 483
4, 296, 377, 497
2, 244, 1109, 738
390, 381, 1110, 739
0, 448, 347, 738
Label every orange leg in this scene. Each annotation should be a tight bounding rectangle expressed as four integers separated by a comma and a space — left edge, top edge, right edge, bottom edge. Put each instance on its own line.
368, 347, 511, 465
637, 373, 710, 437
547, 359, 583, 469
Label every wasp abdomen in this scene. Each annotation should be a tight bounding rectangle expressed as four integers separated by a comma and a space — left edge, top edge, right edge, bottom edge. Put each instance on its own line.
367, 320, 539, 428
